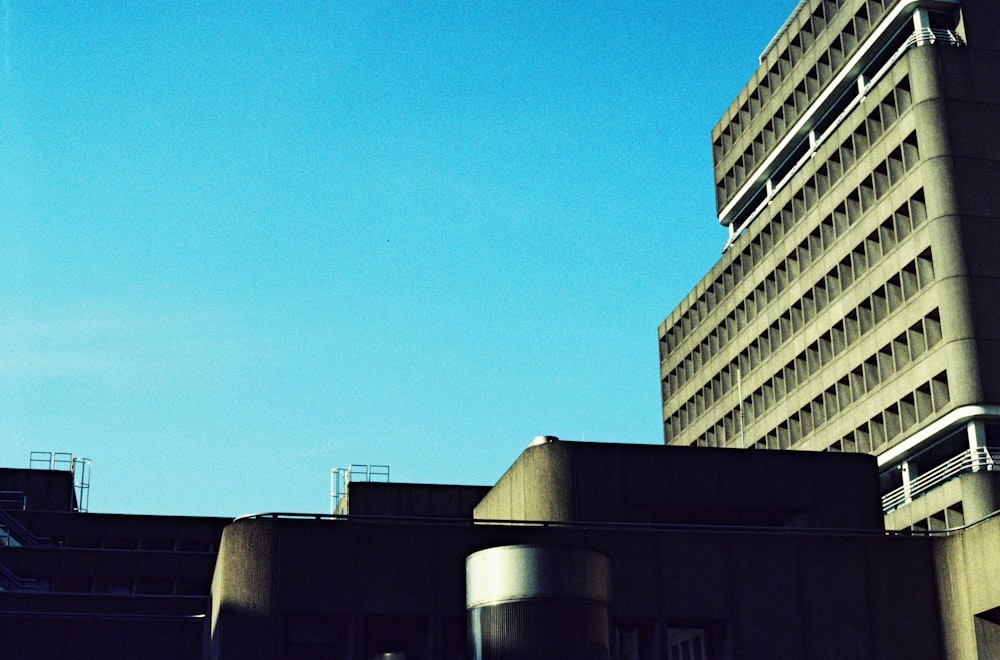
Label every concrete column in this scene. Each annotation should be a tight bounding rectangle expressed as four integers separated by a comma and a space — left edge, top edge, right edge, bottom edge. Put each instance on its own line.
467, 545, 611, 660
210, 520, 282, 659
960, 471, 1000, 524
968, 421, 988, 474
968, 420, 987, 448
913, 7, 932, 45
902, 461, 915, 503
913, 7, 931, 31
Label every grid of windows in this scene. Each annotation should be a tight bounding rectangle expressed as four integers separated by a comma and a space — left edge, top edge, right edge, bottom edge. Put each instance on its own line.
718, 3, 832, 155
660, 61, 937, 455
761, 371, 952, 452
715, 0, 898, 206
746, 307, 941, 431
659, 3, 970, 482
696, 371, 949, 453
668, 250, 936, 444
662, 188, 927, 414
661, 74, 914, 360
718, 0, 851, 154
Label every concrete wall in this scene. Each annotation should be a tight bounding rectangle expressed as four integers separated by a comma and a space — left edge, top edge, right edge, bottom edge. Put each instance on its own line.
661, 49, 955, 456
0, 508, 227, 659
209, 519, 281, 660
934, 515, 1000, 659
0, 468, 77, 513
338, 482, 490, 518
0, 607, 204, 659
209, 515, 942, 659
474, 441, 884, 529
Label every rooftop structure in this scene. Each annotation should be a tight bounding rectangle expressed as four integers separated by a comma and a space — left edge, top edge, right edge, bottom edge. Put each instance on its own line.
0, 460, 229, 659
210, 440, 942, 659
5, 436, 1000, 657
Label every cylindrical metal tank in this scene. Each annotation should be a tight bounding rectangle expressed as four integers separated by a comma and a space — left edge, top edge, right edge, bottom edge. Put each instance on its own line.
466, 544, 611, 660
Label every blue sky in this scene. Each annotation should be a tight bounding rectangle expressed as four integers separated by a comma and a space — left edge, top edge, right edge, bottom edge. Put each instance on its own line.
1, 1, 793, 516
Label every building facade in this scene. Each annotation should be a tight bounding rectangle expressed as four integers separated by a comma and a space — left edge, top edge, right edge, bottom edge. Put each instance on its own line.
0, 460, 229, 659
658, 0, 1000, 531
8, 440, 1000, 658
210, 441, 945, 660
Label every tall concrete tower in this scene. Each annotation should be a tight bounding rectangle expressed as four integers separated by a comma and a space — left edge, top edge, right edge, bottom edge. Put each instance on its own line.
658, 0, 1000, 531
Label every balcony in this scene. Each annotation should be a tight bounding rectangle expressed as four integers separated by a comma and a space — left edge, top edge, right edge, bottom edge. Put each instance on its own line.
881, 447, 1000, 513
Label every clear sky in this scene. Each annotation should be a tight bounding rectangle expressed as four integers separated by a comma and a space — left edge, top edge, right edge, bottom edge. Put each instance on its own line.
1, 1, 794, 516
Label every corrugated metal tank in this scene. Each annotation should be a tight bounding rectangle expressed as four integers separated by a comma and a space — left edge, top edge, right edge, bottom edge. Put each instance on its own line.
466, 544, 611, 660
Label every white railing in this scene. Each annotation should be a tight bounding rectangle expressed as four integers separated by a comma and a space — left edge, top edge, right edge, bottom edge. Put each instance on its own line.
29, 451, 75, 471
0, 510, 48, 548
882, 447, 1000, 512
27, 452, 91, 512
723, 23, 964, 251
908, 27, 963, 48
330, 464, 390, 514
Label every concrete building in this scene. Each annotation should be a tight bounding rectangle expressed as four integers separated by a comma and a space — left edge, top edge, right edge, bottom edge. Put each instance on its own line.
6, 439, 1000, 658
9, 1, 1000, 658
209, 440, 945, 659
0, 457, 229, 659
657, 0, 1000, 531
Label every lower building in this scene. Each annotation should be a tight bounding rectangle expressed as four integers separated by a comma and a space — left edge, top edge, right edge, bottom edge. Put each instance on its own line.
0, 458, 228, 659
206, 440, 960, 659
6, 440, 1000, 658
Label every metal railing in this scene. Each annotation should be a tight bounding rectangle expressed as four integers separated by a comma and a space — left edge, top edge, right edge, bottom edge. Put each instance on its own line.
235, 511, 905, 539
909, 27, 963, 47
29, 452, 75, 471
330, 464, 390, 514
882, 447, 1000, 512
0, 510, 47, 548
723, 22, 964, 251
0, 562, 41, 592
27, 451, 91, 512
